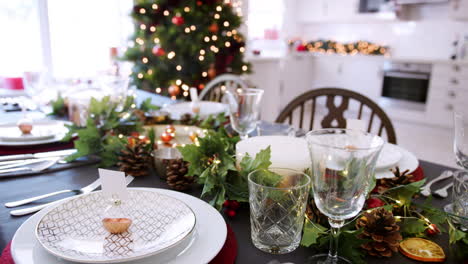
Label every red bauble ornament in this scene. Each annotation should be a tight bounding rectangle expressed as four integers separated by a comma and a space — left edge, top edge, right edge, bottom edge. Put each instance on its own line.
426, 224, 441, 236
209, 23, 219, 33
196, 1, 202, 6
365, 197, 385, 209
208, 66, 216, 79
160, 132, 173, 143
296, 44, 307, 52
226, 209, 236, 218
198, 84, 205, 89
168, 85, 180, 96
171, 15, 185, 26
165, 125, 176, 134
152, 46, 165, 56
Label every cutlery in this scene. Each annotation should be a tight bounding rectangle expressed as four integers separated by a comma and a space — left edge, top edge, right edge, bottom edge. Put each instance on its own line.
5, 177, 102, 208
10, 175, 135, 216
421, 170, 453, 197
433, 182, 453, 198
0, 149, 76, 162
0, 158, 59, 174
0, 158, 55, 170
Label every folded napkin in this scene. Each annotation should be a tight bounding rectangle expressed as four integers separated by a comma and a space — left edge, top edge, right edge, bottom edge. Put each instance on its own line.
0, 141, 74, 156
0, 223, 237, 264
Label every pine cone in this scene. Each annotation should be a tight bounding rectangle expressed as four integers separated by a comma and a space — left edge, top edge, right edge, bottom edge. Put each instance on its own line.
375, 167, 415, 194
356, 208, 402, 258
306, 198, 329, 227
166, 159, 194, 191
117, 139, 151, 177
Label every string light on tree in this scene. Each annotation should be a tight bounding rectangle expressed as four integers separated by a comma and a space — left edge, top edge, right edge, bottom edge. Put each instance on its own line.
176, 65, 182, 71
139, 8, 146, 14
200, 49, 205, 55
202, 72, 208, 77
140, 24, 146, 30
183, 91, 189, 97
240, 47, 245, 52
226, 31, 232, 37
142, 57, 148, 63
182, 84, 189, 91
185, 27, 190, 33
155, 87, 162, 93
199, 55, 205, 61
190, 25, 196, 31
176, 79, 182, 86
163, 10, 169, 16
152, 4, 158, 9
242, 65, 248, 71
214, 13, 220, 19
153, 38, 160, 44
184, 6, 190, 12
150, 26, 156, 32
223, 21, 230, 27
204, 36, 210, 42
137, 73, 144, 79
212, 35, 218, 41
136, 38, 144, 45
216, 6, 222, 11
147, 69, 153, 75
225, 41, 231, 47
167, 51, 176, 59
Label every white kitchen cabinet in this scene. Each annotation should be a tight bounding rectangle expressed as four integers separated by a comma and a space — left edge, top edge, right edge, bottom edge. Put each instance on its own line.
451, 0, 468, 20
298, 0, 356, 23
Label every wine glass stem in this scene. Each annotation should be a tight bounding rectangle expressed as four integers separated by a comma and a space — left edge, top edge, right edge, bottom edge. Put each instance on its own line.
240, 133, 249, 140
327, 219, 344, 263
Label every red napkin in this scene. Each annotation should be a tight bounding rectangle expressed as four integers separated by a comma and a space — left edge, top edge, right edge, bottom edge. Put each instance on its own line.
0, 141, 75, 156
0, 223, 237, 264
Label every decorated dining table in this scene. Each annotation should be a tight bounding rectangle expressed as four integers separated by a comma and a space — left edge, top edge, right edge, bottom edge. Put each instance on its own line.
0, 90, 466, 264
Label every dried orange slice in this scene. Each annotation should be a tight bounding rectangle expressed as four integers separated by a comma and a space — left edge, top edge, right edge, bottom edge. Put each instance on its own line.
399, 238, 445, 262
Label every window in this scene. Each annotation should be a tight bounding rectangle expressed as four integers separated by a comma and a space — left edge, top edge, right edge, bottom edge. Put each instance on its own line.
0, 0, 133, 78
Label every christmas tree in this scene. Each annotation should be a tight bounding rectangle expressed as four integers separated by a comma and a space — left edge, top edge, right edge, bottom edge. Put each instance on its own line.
124, 0, 251, 99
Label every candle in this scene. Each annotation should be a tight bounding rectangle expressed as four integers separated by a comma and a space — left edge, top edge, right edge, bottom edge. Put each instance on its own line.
236, 136, 310, 172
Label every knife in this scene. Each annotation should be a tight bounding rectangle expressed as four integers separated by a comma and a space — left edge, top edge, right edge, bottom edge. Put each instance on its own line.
0, 158, 59, 174
0, 149, 76, 162
10, 175, 135, 216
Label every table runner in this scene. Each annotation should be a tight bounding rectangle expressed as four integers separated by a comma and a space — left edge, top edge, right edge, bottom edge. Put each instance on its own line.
0, 223, 237, 264
0, 141, 74, 156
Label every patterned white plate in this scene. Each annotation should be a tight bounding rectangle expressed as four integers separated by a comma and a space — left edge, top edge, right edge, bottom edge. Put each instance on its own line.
35, 190, 196, 263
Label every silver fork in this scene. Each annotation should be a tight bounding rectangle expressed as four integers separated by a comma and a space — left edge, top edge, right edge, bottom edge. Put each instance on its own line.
433, 182, 453, 198
5, 177, 102, 208
9, 176, 134, 216
421, 170, 453, 197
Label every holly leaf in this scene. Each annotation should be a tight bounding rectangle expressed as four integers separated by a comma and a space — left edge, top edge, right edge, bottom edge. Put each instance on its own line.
239, 146, 272, 178
339, 229, 367, 264
385, 179, 426, 205
301, 218, 328, 247
449, 224, 466, 244
177, 144, 205, 176
401, 218, 427, 236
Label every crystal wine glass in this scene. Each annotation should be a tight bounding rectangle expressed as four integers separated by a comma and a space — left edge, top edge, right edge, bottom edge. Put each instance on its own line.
305, 129, 384, 263
225, 88, 264, 139
454, 112, 468, 169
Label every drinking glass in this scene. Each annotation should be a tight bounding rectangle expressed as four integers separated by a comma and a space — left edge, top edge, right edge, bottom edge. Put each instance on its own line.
305, 129, 384, 263
452, 170, 468, 230
248, 168, 310, 254
256, 121, 296, 136
225, 88, 264, 139
454, 112, 468, 169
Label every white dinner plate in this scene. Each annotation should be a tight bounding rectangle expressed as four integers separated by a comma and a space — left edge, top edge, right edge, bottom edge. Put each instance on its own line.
375, 144, 419, 179
36, 190, 196, 263
0, 120, 69, 146
376, 143, 402, 170
163, 102, 227, 120
12, 188, 227, 264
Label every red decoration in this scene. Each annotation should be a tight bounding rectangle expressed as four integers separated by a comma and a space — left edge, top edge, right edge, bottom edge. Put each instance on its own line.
171, 15, 185, 26
168, 84, 180, 96
296, 44, 307, 52
226, 209, 236, 218
209, 23, 219, 33
196, 1, 202, 6
152, 46, 165, 56
165, 125, 176, 134
365, 197, 385, 209
208, 65, 217, 79
160, 132, 173, 143
426, 224, 441, 236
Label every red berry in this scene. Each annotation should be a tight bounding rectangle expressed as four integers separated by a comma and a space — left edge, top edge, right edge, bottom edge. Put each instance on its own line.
296, 44, 307, 52
229, 200, 240, 210
366, 197, 385, 209
426, 224, 440, 235
226, 209, 236, 218
223, 200, 231, 208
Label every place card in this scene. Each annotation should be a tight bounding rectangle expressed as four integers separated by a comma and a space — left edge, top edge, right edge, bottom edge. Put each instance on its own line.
98, 168, 129, 201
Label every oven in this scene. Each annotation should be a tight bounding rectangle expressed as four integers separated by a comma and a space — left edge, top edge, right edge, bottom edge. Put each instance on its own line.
380, 61, 432, 111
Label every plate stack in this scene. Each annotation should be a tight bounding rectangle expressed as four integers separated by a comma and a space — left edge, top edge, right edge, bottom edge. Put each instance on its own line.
11, 188, 227, 264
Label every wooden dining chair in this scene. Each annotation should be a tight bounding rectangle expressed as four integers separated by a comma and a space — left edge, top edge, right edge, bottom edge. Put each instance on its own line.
199, 74, 248, 102
276, 88, 397, 144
